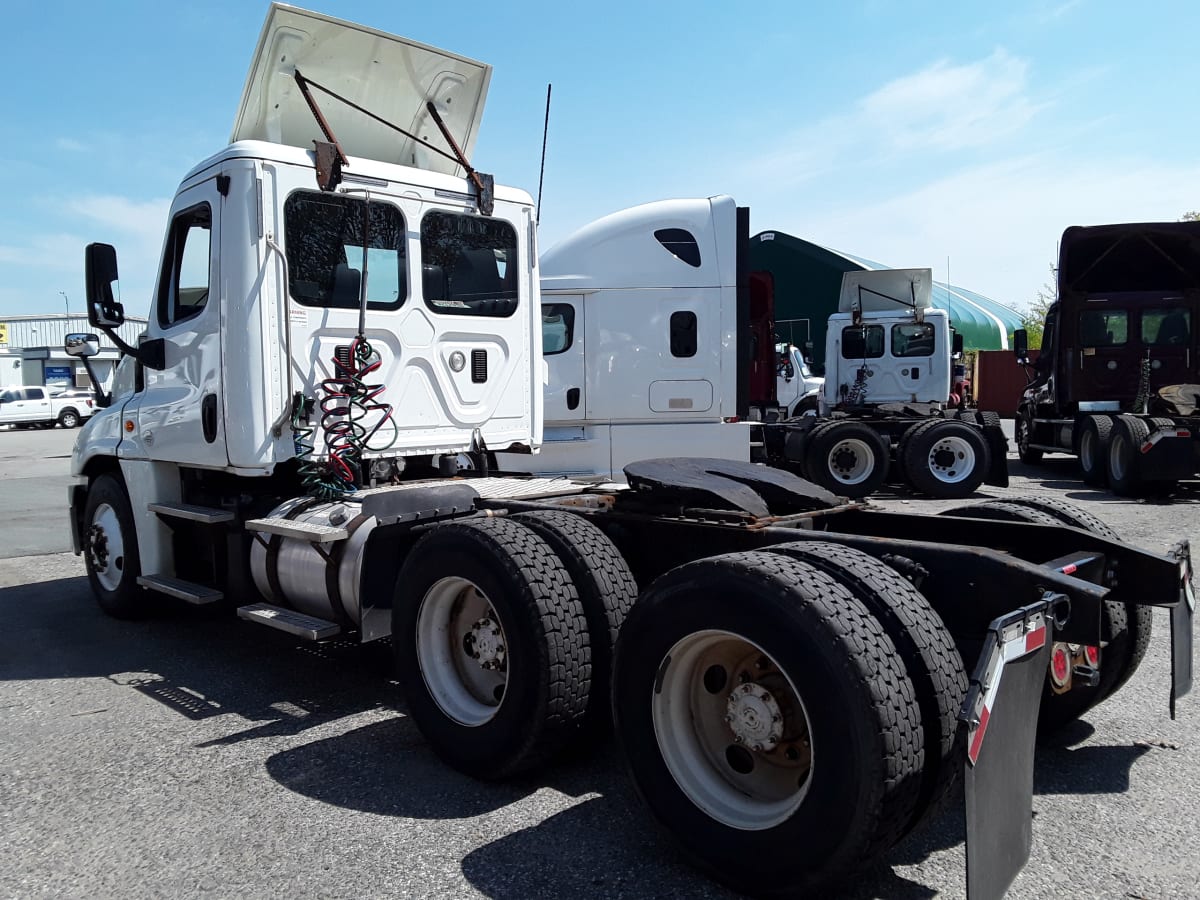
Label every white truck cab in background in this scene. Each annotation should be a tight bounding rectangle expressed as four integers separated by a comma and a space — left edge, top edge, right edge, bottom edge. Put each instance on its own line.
499, 196, 750, 479
775, 343, 823, 417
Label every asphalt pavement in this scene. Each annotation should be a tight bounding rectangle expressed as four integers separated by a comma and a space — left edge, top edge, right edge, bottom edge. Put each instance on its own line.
2, 430, 1198, 898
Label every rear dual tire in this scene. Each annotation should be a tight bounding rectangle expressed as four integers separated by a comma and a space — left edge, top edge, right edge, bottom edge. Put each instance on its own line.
902, 419, 990, 498
394, 513, 636, 779
612, 551, 928, 897
939, 496, 1151, 734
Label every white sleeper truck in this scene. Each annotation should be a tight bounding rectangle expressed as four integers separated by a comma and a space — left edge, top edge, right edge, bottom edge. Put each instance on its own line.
65, 7, 1192, 898
512, 199, 1005, 498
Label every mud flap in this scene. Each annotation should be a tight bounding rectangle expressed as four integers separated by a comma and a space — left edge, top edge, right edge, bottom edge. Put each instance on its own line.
983, 423, 1009, 488
959, 597, 1062, 900
1168, 540, 1195, 719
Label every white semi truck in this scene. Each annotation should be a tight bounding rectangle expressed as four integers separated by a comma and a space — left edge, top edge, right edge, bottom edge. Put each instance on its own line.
64, 7, 1192, 898
509, 198, 1005, 498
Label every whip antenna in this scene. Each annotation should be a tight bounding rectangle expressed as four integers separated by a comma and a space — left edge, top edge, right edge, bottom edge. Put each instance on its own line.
536, 83, 552, 225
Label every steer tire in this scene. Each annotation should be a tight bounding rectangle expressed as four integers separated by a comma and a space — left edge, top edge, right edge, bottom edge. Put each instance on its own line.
762, 541, 967, 836
803, 421, 890, 498
510, 510, 638, 738
393, 517, 591, 780
994, 496, 1151, 703
903, 419, 990, 499
83, 473, 147, 619
1077, 415, 1113, 486
1108, 414, 1150, 496
612, 550, 923, 897
1016, 409, 1043, 463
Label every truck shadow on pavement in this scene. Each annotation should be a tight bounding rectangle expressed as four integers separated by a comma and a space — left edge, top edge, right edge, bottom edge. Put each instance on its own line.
2, 573, 1161, 900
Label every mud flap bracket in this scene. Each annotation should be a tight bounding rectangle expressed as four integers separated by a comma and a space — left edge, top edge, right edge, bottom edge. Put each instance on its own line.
959, 594, 1063, 900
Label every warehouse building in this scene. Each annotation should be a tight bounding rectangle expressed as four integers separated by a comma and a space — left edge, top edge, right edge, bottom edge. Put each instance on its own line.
750, 230, 1024, 371
0, 314, 147, 390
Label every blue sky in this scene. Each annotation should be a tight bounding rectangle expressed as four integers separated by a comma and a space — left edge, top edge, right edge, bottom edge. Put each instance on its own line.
3, 0, 1197, 318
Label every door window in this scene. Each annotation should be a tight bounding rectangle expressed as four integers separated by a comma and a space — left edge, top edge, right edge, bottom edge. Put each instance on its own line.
157, 203, 212, 327
284, 191, 407, 310
542, 304, 576, 355
0, 390, 16, 403
420, 212, 518, 317
23, 388, 45, 400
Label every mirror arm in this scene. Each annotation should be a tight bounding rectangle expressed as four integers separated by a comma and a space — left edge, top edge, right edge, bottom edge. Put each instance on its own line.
95, 324, 165, 371
76, 357, 112, 408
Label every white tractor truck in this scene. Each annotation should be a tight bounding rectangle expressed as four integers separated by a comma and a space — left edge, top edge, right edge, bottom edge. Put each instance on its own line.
65, 7, 1192, 899
507, 199, 1004, 499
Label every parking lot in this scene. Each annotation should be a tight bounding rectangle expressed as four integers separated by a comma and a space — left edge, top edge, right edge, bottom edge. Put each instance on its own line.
1, 428, 1197, 899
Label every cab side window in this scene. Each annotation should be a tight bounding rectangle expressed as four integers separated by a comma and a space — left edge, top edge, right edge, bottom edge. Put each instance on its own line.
542, 304, 575, 355
157, 203, 212, 328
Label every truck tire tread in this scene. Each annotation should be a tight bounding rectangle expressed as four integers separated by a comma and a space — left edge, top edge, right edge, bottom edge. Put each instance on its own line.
393, 516, 591, 779
762, 541, 966, 834
511, 510, 638, 737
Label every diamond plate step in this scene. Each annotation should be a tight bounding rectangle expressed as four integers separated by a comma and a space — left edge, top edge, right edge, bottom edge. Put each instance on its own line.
245, 517, 349, 542
237, 603, 341, 640
148, 502, 235, 524
138, 574, 223, 605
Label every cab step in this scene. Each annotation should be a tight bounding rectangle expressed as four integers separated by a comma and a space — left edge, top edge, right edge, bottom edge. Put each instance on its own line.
245, 517, 349, 543
137, 574, 223, 605
237, 603, 341, 640
148, 502, 235, 524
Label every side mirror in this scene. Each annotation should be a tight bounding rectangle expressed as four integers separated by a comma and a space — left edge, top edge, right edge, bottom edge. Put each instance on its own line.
85, 242, 124, 328
1013, 328, 1029, 364
952, 332, 964, 360
64, 333, 100, 358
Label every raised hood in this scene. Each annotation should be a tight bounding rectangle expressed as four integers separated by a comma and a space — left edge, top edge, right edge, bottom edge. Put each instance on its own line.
838, 269, 932, 313
1058, 221, 1200, 295
231, 4, 492, 177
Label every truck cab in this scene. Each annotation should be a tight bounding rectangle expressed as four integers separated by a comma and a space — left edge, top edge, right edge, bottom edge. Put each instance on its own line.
1016, 221, 1200, 492
822, 269, 952, 411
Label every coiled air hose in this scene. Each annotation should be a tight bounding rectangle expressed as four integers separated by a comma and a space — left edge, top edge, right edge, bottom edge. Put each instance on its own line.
295, 338, 398, 499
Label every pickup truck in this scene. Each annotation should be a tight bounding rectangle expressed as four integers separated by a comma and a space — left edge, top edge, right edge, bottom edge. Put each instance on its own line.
0, 385, 93, 428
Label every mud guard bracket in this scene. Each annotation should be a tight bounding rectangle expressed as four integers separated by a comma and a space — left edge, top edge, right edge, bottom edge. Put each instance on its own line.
959, 595, 1063, 900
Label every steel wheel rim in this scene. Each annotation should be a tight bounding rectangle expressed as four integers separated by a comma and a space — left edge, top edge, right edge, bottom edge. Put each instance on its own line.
825, 438, 875, 485
651, 629, 814, 830
926, 434, 976, 484
1110, 432, 1129, 481
1017, 417, 1031, 453
416, 576, 509, 726
89, 503, 125, 591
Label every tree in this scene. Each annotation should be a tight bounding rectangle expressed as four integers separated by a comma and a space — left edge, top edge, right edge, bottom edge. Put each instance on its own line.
1183, 211, 1200, 222
1017, 266, 1056, 349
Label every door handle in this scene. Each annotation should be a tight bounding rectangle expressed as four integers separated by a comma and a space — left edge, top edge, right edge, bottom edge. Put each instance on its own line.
566, 387, 580, 411
202, 393, 218, 443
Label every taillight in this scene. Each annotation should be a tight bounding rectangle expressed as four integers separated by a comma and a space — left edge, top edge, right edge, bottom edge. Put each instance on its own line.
1083, 645, 1100, 667
1049, 643, 1071, 688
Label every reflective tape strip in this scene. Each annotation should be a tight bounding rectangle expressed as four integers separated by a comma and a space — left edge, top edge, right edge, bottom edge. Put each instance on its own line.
1141, 429, 1191, 454
966, 610, 1049, 766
